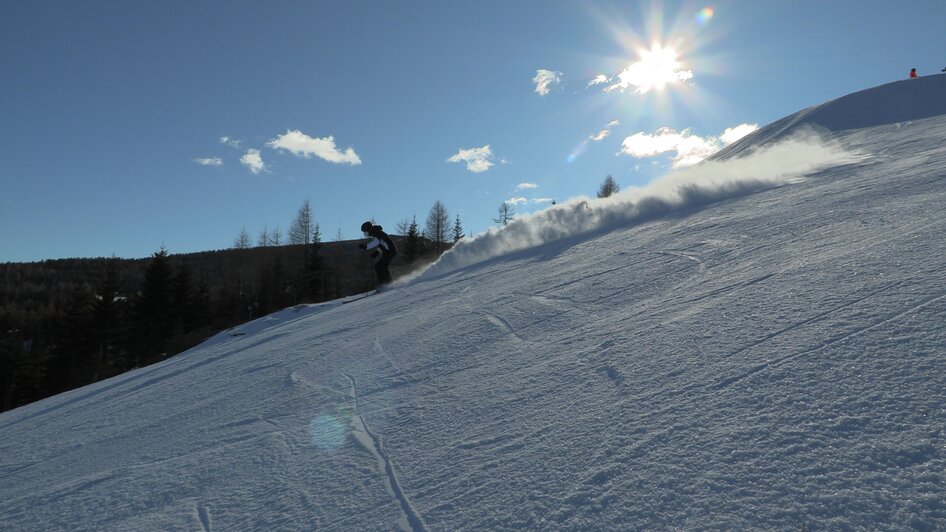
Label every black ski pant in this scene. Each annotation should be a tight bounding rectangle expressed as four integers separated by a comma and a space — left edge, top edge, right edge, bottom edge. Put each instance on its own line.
375, 251, 395, 285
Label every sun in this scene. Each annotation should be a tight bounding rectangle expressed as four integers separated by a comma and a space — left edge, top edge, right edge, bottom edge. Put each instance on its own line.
616, 44, 693, 94
578, 2, 726, 133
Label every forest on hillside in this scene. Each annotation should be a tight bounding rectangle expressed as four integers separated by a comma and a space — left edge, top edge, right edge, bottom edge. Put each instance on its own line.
0, 178, 616, 412
0, 232, 442, 413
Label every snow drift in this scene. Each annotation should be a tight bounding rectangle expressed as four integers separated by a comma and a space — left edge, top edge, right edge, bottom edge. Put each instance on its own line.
2, 78, 946, 531
417, 129, 866, 281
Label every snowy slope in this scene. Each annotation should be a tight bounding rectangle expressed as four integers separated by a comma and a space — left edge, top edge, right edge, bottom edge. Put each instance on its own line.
2, 77, 946, 531
717, 73, 946, 159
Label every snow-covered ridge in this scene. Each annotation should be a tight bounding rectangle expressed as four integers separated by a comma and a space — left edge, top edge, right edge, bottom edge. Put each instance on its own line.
718, 74, 946, 158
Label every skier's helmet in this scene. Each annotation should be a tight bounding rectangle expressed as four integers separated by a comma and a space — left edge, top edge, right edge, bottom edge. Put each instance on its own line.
361, 221, 373, 233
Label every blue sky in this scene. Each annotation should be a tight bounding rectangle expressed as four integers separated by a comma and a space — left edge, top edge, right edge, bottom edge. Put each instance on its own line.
2, 0, 944, 262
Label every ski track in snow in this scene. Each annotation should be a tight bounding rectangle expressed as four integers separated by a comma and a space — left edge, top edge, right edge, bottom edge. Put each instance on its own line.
653, 249, 707, 273
471, 307, 527, 344
196, 504, 212, 532
345, 373, 429, 532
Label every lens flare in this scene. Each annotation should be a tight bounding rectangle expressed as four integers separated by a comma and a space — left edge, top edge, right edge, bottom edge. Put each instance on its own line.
567, 140, 589, 163
696, 7, 714, 25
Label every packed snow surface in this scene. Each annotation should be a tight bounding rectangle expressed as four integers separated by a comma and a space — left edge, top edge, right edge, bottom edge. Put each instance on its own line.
2, 76, 946, 530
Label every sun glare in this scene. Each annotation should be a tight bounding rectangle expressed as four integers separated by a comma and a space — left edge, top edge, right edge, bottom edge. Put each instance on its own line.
617, 44, 693, 94
580, 3, 725, 136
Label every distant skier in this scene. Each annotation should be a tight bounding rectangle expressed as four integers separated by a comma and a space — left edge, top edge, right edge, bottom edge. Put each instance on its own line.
910, 68, 918, 78
359, 221, 398, 287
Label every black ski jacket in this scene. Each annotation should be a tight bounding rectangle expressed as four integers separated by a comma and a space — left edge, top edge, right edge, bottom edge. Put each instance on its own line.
365, 225, 397, 255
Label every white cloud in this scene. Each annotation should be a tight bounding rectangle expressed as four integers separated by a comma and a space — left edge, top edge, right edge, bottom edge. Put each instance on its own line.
220, 136, 242, 148
267, 130, 362, 165
532, 197, 555, 204
618, 124, 759, 168
506, 197, 529, 205
533, 69, 563, 96
587, 74, 609, 88
619, 127, 718, 168
448, 145, 495, 173
240, 149, 267, 174
516, 183, 539, 191
721, 123, 759, 145
194, 157, 223, 167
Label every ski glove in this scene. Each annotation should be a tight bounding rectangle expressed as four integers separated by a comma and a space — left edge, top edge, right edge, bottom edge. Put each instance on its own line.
358, 243, 367, 250
371, 251, 379, 259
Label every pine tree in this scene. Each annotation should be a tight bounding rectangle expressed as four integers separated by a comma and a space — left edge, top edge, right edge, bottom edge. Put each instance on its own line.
256, 259, 279, 315
49, 286, 94, 391
405, 215, 422, 263
189, 280, 212, 331
303, 228, 328, 302
0, 332, 46, 412
0, 334, 22, 411
90, 259, 125, 379
232, 229, 251, 313
453, 213, 465, 243
133, 247, 174, 365
597, 175, 620, 198
171, 263, 194, 333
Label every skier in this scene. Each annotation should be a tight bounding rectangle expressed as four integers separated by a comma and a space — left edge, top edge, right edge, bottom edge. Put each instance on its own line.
910, 68, 918, 78
358, 221, 398, 288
